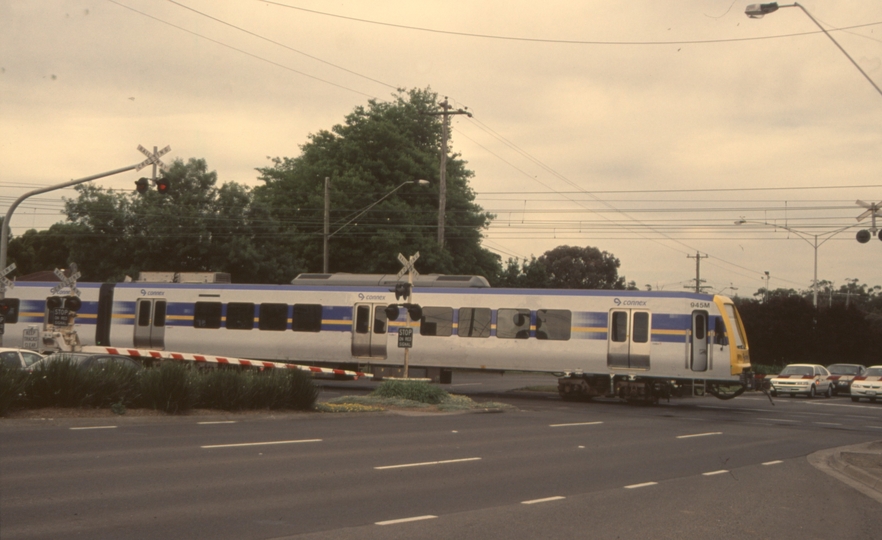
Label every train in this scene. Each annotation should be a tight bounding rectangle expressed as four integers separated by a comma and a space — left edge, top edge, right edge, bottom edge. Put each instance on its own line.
0, 272, 752, 403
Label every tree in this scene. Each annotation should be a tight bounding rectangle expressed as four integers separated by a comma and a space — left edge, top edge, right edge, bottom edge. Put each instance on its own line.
538, 245, 626, 289
253, 88, 500, 278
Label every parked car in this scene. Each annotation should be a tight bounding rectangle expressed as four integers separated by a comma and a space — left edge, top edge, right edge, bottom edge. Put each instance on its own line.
850, 366, 882, 403
769, 364, 833, 398
0, 348, 45, 370
30, 352, 143, 371
826, 363, 868, 396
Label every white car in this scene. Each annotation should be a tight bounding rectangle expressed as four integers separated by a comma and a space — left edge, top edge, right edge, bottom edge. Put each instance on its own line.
850, 366, 882, 403
769, 364, 833, 399
0, 348, 45, 370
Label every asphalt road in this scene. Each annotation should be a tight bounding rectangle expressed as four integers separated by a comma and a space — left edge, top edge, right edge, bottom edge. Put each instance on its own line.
2, 373, 881, 540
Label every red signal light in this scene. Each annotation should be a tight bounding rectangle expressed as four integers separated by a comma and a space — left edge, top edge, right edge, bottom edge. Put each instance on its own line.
155, 178, 170, 194
135, 177, 149, 194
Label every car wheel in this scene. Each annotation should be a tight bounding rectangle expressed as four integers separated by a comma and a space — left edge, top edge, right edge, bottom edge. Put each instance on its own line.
770, 390, 777, 397
851, 397, 860, 402
825, 385, 832, 398
808, 386, 816, 398
872, 397, 877, 403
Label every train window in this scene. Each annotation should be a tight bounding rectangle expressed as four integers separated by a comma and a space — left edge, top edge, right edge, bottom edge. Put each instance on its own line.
292, 304, 322, 332
497, 308, 530, 339
420, 307, 453, 337
536, 309, 571, 340
458, 307, 491, 338
713, 316, 728, 345
259, 303, 288, 331
355, 305, 370, 334
226, 302, 255, 330
137, 301, 152, 327
633, 312, 649, 343
611, 311, 628, 342
723, 304, 747, 349
154, 301, 166, 328
194, 302, 222, 329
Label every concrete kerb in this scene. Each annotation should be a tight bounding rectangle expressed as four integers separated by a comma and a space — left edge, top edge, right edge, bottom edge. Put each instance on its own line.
809, 441, 882, 504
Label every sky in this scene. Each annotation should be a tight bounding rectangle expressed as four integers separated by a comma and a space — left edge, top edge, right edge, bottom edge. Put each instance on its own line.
1, 0, 881, 297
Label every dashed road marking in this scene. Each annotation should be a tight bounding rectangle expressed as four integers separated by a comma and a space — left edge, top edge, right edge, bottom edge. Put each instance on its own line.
375, 457, 481, 470
70, 426, 117, 430
376, 515, 437, 526
197, 421, 237, 425
202, 439, 321, 449
624, 482, 658, 489
763, 460, 784, 466
676, 432, 722, 439
550, 421, 603, 427
522, 496, 565, 505
702, 470, 729, 476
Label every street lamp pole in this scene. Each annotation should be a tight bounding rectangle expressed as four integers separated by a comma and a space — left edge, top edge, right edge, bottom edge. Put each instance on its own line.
745, 2, 882, 99
734, 219, 857, 307
322, 179, 429, 273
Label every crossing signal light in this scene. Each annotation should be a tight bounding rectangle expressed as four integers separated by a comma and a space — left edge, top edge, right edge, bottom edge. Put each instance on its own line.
155, 178, 170, 194
0, 298, 19, 323
64, 296, 82, 312
135, 177, 149, 194
393, 283, 412, 301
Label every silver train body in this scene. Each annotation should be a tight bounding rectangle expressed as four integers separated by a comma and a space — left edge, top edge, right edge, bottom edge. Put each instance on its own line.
1, 275, 752, 401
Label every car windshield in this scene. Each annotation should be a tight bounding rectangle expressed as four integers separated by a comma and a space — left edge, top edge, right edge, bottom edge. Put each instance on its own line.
43, 353, 91, 365
779, 366, 813, 376
828, 364, 861, 375
865, 368, 882, 377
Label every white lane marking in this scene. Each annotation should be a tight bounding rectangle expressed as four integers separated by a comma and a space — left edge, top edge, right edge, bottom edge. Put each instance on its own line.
375, 457, 481, 470
549, 421, 603, 427
756, 418, 798, 422
676, 432, 722, 439
699, 406, 770, 413
522, 496, 565, 505
625, 482, 658, 489
813, 422, 843, 426
763, 460, 783, 466
197, 421, 237, 425
376, 515, 437, 526
702, 470, 729, 476
201, 439, 321, 449
70, 426, 117, 430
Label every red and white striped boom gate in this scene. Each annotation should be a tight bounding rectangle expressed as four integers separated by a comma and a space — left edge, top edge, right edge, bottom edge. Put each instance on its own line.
80, 346, 373, 380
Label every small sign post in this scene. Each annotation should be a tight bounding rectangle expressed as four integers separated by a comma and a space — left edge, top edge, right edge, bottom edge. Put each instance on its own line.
396, 252, 419, 378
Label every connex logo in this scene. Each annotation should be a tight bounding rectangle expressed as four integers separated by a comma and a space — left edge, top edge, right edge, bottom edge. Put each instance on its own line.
614, 298, 647, 307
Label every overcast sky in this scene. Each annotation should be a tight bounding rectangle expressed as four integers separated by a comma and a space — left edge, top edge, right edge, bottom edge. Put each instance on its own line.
1, 0, 880, 296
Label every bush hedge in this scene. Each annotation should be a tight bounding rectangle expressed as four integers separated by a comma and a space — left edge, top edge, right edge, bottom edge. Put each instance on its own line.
0, 361, 318, 416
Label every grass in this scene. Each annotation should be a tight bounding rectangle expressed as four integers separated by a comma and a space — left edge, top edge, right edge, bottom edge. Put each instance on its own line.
324, 379, 513, 413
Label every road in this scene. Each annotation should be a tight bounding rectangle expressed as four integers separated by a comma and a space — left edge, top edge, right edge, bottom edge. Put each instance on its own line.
2, 372, 881, 540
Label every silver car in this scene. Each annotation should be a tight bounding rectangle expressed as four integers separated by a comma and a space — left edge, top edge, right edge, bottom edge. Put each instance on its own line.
769, 364, 833, 398
850, 366, 882, 403
0, 348, 45, 370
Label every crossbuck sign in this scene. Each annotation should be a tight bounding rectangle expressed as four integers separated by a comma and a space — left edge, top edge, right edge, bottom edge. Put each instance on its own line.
396, 252, 420, 280
50, 263, 81, 297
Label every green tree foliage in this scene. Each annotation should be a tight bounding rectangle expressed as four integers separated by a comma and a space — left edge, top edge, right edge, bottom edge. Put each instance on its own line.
254, 88, 500, 277
494, 245, 628, 289
736, 285, 881, 367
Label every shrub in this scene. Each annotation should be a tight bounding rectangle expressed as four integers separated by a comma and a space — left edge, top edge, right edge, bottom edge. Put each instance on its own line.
137, 361, 197, 414
26, 358, 89, 408
371, 380, 448, 404
81, 362, 141, 408
0, 364, 30, 416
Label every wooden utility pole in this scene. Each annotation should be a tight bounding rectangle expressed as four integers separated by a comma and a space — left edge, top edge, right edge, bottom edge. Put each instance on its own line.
425, 98, 471, 247
686, 252, 709, 293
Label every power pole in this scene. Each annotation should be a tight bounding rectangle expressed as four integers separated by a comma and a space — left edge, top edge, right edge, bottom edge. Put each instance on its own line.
425, 98, 471, 248
686, 252, 709, 293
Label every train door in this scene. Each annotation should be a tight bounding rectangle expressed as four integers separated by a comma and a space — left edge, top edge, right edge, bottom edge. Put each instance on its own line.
690, 310, 709, 372
607, 309, 651, 370
351, 303, 388, 358
133, 298, 166, 350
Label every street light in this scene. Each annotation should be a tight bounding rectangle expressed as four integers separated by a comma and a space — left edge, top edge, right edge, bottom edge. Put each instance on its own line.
322, 179, 430, 273
734, 219, 858, 308
745, 3, 882, 99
